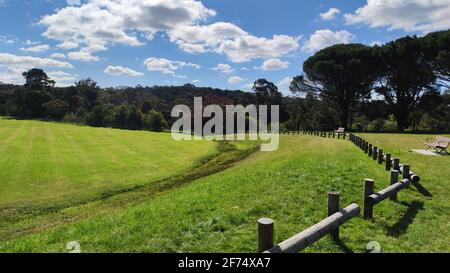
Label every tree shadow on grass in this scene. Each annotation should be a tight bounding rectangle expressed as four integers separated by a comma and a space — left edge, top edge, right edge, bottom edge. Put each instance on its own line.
335, 239, 353, 253
387, 201, 424, 237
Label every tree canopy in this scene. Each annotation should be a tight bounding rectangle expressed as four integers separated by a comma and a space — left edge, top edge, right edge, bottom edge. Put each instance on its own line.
290, 44, 379, 128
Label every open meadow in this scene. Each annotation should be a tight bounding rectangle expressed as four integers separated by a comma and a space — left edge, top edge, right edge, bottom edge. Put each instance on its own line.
0, 118, 448, 253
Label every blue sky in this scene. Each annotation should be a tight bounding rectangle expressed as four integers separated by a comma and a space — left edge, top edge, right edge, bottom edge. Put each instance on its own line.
0, 0, 449, 95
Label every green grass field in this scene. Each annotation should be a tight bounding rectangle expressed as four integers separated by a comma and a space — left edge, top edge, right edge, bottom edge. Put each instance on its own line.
0, 118, 449, 252
0, 117, 218, 221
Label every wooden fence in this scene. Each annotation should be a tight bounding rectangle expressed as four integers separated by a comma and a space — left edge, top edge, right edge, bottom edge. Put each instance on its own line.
348, 133, 421, 183
258, 131, 428, 252
258, 192, 360, 253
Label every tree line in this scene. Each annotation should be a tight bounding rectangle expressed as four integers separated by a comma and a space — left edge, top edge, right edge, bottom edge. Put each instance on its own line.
0, 30, 449, 133
290, 29, 450, 132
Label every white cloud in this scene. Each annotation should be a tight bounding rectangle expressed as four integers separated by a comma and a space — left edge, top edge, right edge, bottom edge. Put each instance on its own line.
277, 76, 295, 96
0, 53, 73, 85
345, 0, 450, 33
212, 63, 234, 74
0, 35, 15, 44
37, 1, 299, 63
278, 76, 292, 88
303, 29, 355, 52
39, 0, 215, 54
259, 59, 289, 71
57, 41, 79, 49
67, 0, 81, 6
50, 53, 66, 59
369, 40, 384, 46
104, 65, 143, 77
68, 50, 99, 62
47, 70, 77, 87
0, 67, 25, 84
24, 40, 40, 46
143, 57, 200, 75
0, 52, 73, 69
320, 8, 341, 20
169, 22, 300, 62
20, 44, 50, 53
228, 76, 243, 85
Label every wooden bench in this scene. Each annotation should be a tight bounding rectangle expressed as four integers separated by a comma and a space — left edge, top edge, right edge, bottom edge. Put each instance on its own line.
334, 127, 345, 135
424, 136, 450, 154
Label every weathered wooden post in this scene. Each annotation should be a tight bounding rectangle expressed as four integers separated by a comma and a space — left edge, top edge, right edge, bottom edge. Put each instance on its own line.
368, 144, 373, 157
390, 170, 399, 201
378, 149, 383, 164
328, 192, 340, 241
364, 179, 374, 219
385, 154, 391, 171
393, 158, 400, 171
372, 147, 378, 160
365, 142, 369, 154
402, 164, 410, 180
258, 218, 274, 253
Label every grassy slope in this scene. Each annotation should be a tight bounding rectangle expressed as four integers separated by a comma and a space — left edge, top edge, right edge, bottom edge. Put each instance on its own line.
0, 117, 217, 219
2, 133, 448, 253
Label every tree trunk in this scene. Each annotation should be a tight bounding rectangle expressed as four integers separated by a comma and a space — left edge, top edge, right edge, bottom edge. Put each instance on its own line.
394, 111, 409, 132
338, 111, 349, 129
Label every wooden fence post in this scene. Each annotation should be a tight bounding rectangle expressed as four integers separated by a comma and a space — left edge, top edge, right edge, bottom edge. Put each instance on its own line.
368, 144, 373, 157
364, 179, 374, 219
328, 192, 340, 241
258, 218, 274, 253
385, 154, 391, 171
378, 149, 383, 164
393, 158, 400, 171
402, 164, 410, 180
372, 147, 378, 160
390, 170, 399, 201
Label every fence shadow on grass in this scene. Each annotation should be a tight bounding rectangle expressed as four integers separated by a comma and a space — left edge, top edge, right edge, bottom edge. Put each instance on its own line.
387, 201, 424, 237
335, 239, 353, 253
411, 181, 433, 197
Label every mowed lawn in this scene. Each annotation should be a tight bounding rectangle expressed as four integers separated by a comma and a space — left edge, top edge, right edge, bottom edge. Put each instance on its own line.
2, 131, 448, 253
0, 117, 217, 212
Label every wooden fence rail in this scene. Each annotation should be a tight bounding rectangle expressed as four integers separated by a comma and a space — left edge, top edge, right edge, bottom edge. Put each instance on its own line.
363, 176, 411, 219
348, 133, 421, 183
258, 192, 360, 253
298, 131, 347, 139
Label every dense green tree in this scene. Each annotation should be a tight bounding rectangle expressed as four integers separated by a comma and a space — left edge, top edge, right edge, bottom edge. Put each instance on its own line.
420, 30, 450, 86
127, 106, 143, 129
114, 105, 128, 128
20, 90, 52, 117
253, 79, 282, 106
290, 44, 379, 129
22, 68, 55, 90
374, 36, 437, 131
43, 99, 69, 120
86, 104, 106, 127
145, 110, 167, 132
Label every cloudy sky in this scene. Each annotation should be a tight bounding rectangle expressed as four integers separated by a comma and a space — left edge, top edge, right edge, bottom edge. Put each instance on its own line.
0, 0, 449, 95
